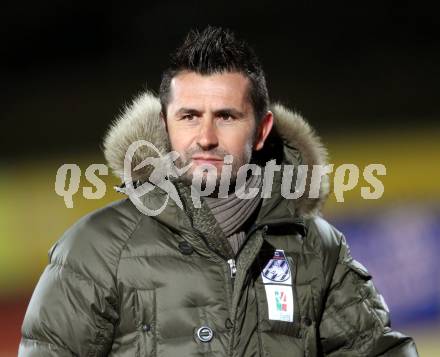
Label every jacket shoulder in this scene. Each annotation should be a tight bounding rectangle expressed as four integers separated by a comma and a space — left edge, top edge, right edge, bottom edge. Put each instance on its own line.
303, 216, 343, 254
302, 216, 345, 283
19, 199, 140, 355
49, 198, 143, 287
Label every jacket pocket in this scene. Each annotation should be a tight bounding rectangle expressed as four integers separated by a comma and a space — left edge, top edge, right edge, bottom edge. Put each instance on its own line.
134, 289, 156, 357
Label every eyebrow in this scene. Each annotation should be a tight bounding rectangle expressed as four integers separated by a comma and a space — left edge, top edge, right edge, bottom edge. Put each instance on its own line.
174, 107, 245, 118
214, 108, 245, 118
175, 108, 203, 116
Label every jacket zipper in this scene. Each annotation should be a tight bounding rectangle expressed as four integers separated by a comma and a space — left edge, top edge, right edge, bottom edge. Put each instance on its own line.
227, 258, 237, 279
191, 227, 236, 311
226, 225, 269, 357
226, 224, 265, 287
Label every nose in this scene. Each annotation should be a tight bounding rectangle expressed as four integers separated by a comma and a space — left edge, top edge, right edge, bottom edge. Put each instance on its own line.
196, 118, 218, 150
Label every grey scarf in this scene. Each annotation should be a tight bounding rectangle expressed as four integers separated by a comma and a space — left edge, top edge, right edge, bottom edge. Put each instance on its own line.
204, 173, 262, 254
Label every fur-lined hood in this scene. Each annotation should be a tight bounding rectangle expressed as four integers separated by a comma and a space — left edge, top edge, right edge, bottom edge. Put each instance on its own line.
103, 92, 329, 216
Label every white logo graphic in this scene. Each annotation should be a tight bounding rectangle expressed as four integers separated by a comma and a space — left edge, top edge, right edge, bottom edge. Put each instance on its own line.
261, 250, 292, 285
123, 140, 191, 216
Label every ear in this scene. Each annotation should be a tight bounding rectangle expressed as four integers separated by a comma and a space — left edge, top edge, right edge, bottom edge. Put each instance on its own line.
160, 111, 168, 132
254, 111, 274, 151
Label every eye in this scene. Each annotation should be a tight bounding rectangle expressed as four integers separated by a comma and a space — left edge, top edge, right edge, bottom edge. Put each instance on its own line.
219, 113, 234, 122
181, 114, 195, 121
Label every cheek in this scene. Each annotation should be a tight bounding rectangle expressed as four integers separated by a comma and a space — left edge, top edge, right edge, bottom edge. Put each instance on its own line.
168, 127, 194, 153
220, 129, 254, 155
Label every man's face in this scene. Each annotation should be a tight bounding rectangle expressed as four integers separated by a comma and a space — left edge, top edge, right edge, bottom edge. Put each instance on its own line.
164, 71, 272, 188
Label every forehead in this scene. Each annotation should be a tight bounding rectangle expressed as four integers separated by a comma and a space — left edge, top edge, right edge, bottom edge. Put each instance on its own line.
168, 71, 251, 111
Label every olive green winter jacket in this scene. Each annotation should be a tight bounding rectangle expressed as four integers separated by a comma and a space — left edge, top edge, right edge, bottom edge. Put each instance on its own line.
19, 93, 418, 356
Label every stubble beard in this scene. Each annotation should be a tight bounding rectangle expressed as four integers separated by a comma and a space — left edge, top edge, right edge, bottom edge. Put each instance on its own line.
173, 141, 254, 197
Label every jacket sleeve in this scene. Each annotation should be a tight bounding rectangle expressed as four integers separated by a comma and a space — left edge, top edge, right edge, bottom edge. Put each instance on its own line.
318, 230, 419, 356
19, 225, 120, 356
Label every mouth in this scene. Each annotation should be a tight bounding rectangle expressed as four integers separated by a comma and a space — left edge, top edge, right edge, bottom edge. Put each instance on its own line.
191, 156, 224, 165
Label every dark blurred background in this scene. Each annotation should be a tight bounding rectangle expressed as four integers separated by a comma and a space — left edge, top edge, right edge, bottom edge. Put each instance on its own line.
2, 0, 439, 159
1, 1, 439, 355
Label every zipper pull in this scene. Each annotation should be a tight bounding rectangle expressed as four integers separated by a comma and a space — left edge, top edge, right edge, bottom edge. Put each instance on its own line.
227, 259, 237, 278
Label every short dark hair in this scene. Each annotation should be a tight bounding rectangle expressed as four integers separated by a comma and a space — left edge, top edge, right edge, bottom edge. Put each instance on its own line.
159, 26, 269, 122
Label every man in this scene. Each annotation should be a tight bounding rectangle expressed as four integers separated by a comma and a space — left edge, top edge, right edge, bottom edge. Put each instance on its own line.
20, 27, 418, 356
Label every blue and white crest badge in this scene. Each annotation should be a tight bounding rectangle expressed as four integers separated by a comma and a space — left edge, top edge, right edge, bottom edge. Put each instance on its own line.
261, 250, 292, 285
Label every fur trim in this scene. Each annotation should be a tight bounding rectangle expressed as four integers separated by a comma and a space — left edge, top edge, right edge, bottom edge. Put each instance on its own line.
270, 104, 330, 216
103, 92, 329, 215
103, 92, 170, 182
